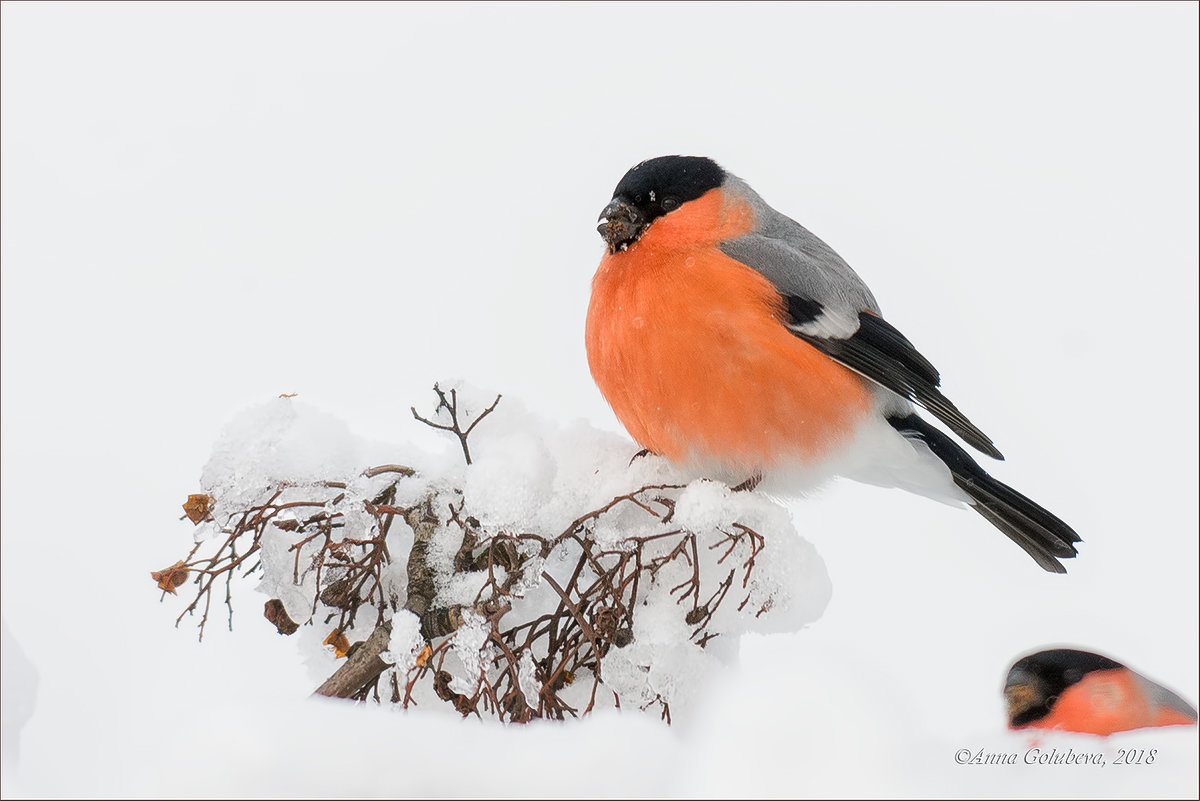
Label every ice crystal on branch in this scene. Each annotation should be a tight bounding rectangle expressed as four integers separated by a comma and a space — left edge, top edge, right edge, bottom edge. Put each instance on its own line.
157, 384, 831, 721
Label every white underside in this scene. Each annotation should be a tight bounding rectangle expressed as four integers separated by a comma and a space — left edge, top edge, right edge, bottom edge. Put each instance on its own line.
753, 413, 972, 508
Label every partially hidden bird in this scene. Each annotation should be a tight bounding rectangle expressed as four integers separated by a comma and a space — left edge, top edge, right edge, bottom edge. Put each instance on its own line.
1005, 648, 1198, 735
585, 155, 1081, 572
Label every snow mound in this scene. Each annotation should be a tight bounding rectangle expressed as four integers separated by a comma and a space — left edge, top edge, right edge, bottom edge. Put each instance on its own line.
178, 385, 831, 721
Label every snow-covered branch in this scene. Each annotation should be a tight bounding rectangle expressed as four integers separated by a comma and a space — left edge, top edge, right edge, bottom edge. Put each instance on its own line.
156, 384, 831, 722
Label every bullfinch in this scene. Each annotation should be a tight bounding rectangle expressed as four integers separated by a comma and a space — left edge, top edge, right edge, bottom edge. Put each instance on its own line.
586, 155, 1081, 572
1005, 648, 1198, 735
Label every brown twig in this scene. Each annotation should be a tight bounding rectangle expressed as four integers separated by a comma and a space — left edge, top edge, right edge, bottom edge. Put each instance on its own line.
410, 383, 501, 465
166, 389, 780, 722
313, 620, 395, 699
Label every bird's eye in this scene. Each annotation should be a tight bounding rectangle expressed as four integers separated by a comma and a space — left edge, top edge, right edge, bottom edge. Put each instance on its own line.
661, 197, 679, 211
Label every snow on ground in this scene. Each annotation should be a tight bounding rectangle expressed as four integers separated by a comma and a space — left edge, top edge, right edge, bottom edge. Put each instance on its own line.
3, 3, 1197, 798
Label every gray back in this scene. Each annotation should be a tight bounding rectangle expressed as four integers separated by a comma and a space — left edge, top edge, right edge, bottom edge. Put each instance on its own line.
719, 175, 881, 318
1133, 671, 1199, 721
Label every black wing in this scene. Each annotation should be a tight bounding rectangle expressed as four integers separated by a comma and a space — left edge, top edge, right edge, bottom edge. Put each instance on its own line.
889, 413, 1079, 572
786, 297, 1004, 460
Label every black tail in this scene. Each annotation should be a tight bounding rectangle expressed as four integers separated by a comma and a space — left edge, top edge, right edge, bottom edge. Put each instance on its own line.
887, 413, 1081, 573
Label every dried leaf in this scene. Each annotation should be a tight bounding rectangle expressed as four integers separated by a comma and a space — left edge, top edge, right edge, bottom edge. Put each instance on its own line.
182, 494, 215, 525
593, 606, 618, 639
279, 392, 298, 398
486, 538, 521, 571
323, 628, 351, 658
503, 691, 532, 723
319, 577, 357, 609
264, 599, 299, 635
151, 561, 189, 594
433, 670, 456, 702
452, 694, 477, 716
415, 644, 433, 668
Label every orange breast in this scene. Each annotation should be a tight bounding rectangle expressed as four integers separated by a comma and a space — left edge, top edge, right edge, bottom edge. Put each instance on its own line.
585, 188, 872, 475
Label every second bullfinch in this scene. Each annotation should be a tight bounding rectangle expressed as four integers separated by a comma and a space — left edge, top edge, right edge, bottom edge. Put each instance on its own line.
1006, 648, 1198, 735
586, 155, 1081, 572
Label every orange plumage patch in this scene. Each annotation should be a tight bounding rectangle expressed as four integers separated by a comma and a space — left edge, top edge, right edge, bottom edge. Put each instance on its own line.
586, 188, 872, 474
1028, 668, 1192, 736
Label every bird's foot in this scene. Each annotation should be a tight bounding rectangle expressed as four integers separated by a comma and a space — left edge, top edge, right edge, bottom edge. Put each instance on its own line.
731, 473, 762, 493
628, 448, 655, 467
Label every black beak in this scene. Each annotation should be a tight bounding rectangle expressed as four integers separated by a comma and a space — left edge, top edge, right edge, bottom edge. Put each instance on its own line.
1004, 667, 1035, 690
597, 198, 644, 252
1003, 668, 1043, 726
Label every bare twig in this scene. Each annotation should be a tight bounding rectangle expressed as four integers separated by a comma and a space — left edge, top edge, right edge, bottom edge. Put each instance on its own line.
166, 388, 781, 722
363, 464, 416, 479
410, 383, 501, 465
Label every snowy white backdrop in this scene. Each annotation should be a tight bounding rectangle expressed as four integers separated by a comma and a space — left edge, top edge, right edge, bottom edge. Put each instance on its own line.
2, 2, 1197, 797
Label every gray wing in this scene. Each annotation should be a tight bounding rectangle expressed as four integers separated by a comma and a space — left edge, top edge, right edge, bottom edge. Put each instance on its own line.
719, 175, 1003, 460
720, 175, 880, 338
1134, 672, 1199, 722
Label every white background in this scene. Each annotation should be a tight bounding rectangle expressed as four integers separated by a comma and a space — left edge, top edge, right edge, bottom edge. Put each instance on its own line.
2, 2, 1197, 797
